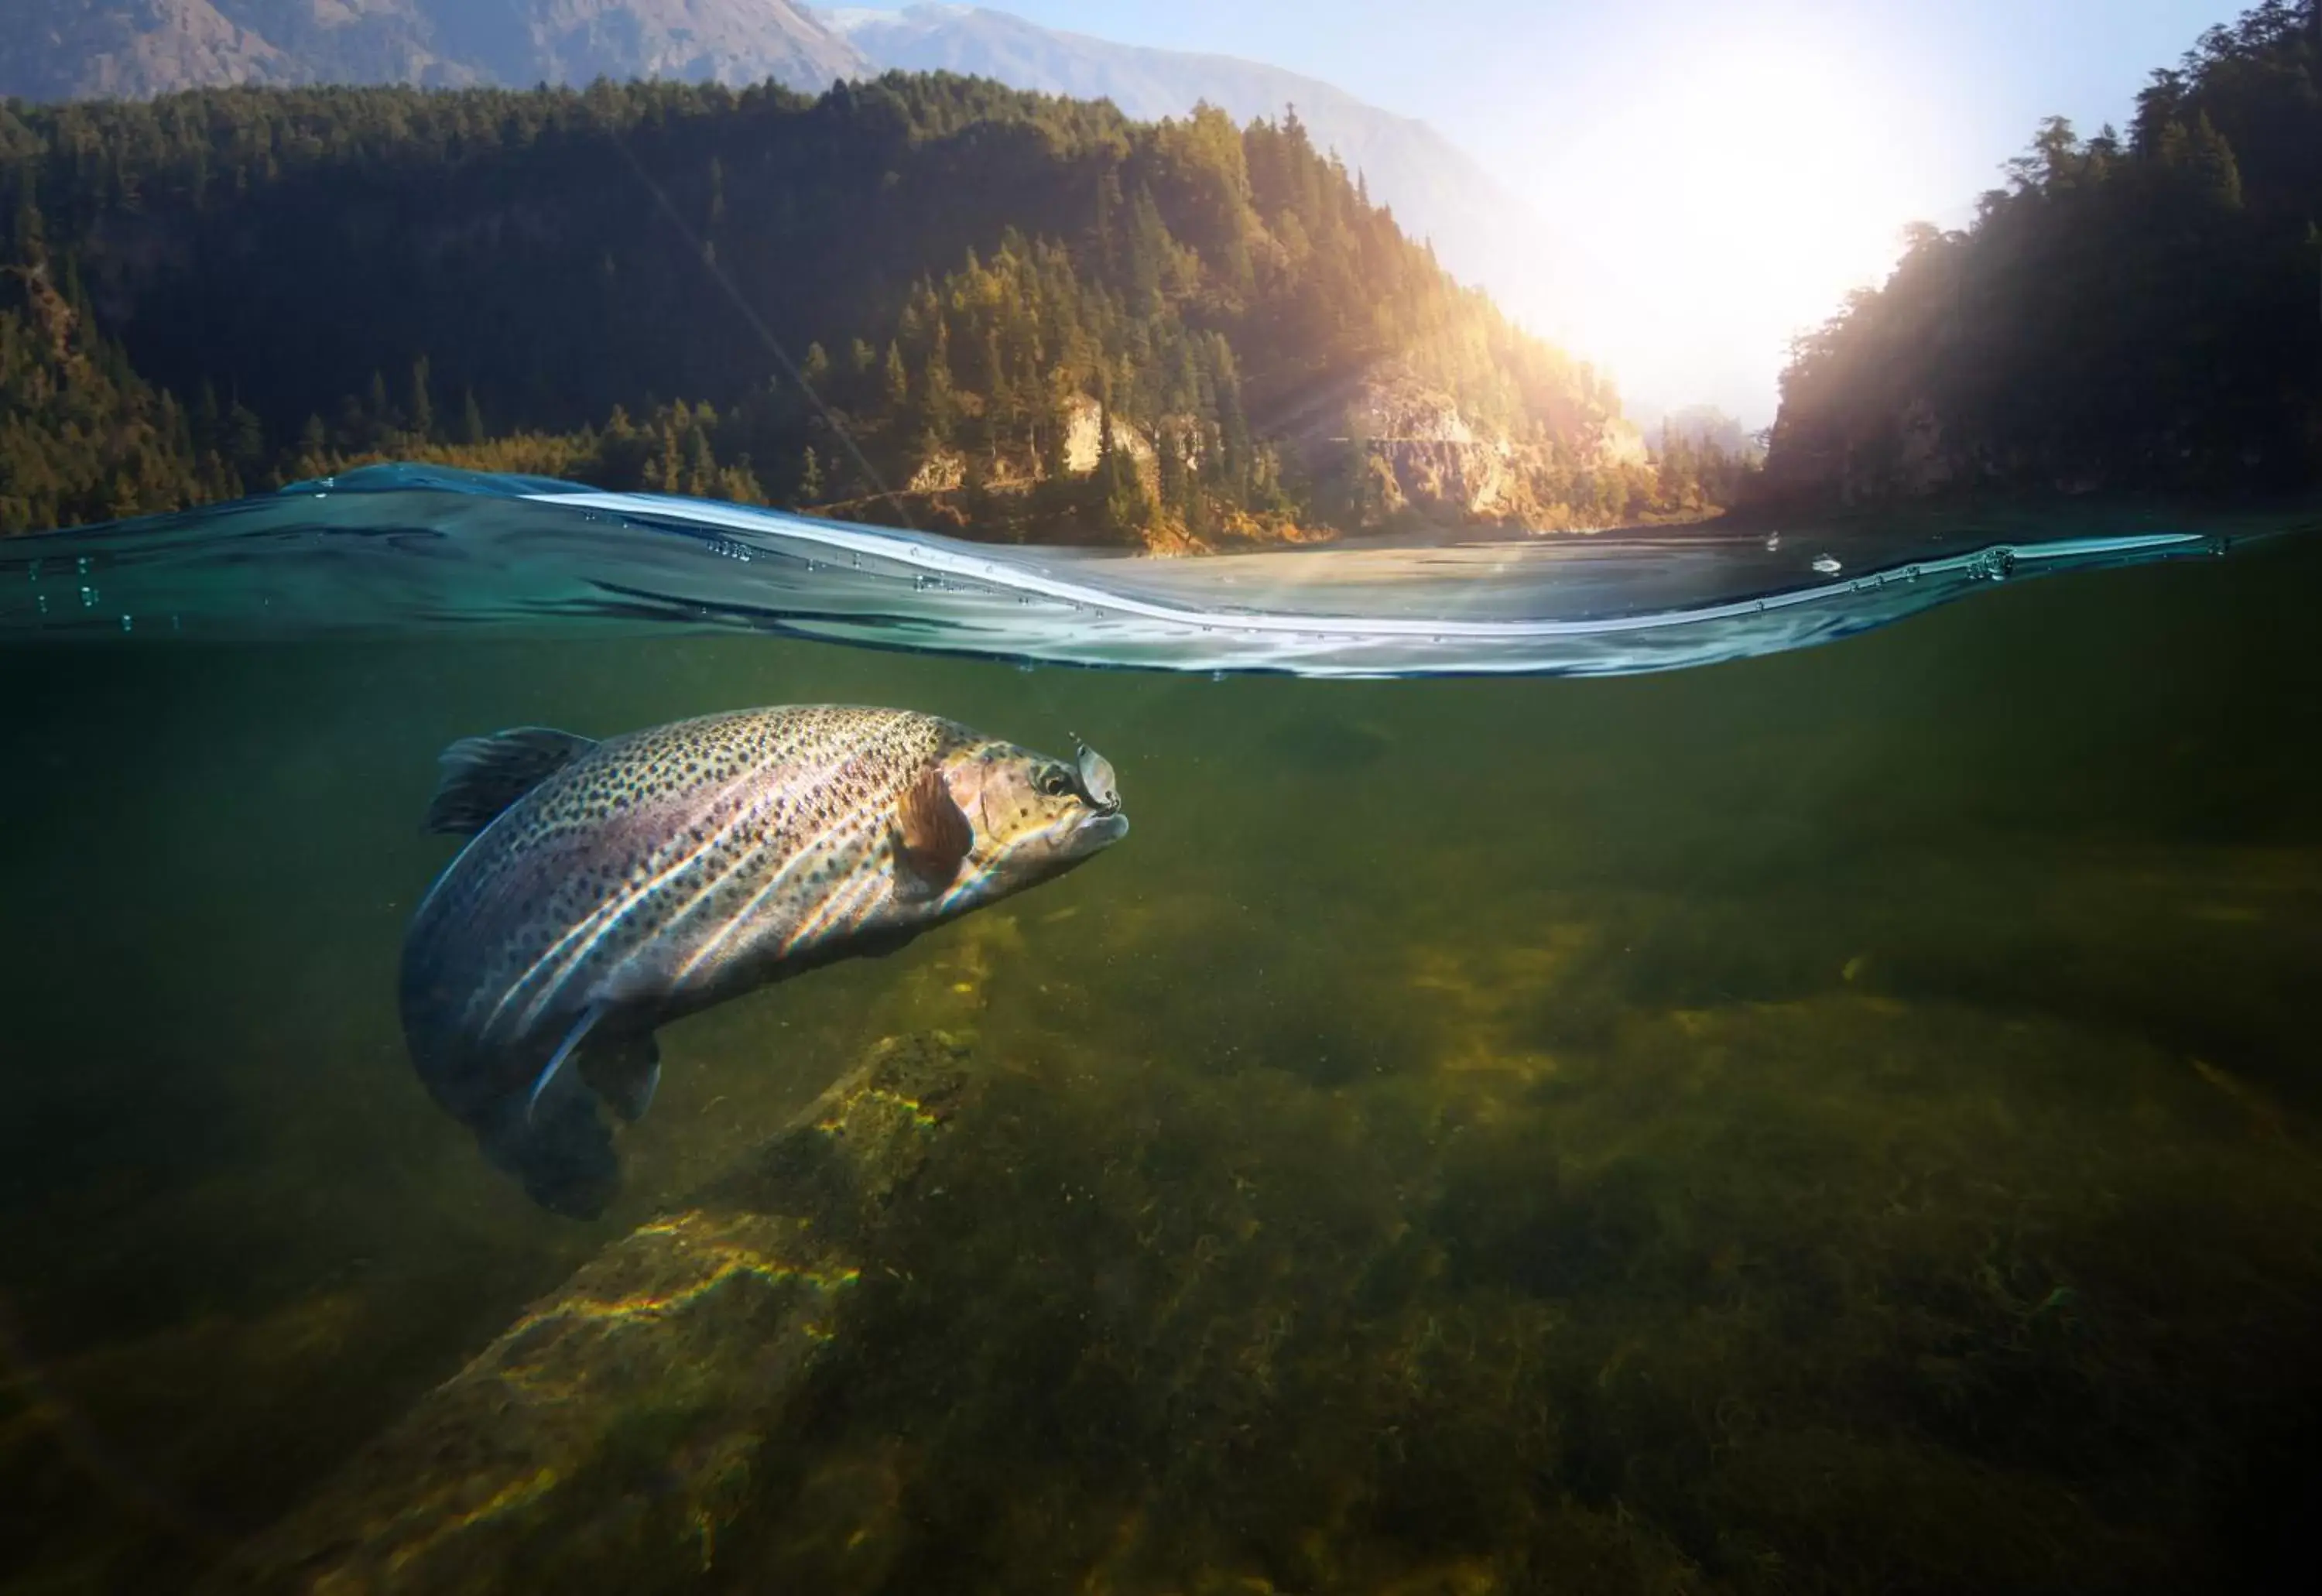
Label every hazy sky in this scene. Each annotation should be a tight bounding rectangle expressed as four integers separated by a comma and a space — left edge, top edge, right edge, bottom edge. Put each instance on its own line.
842, 1, 2249, 423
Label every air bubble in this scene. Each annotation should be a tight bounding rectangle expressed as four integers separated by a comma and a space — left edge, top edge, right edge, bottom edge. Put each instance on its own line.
119, 614, 133, 633
1810, 554, 1842, 576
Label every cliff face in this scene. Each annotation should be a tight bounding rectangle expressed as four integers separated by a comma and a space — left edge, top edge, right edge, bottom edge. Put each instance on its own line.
1294, 368, 1655, 533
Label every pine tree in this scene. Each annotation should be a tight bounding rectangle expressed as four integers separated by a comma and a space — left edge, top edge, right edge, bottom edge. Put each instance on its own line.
922, 319, 957, 445
409, 356, 434, 440
883, 340, 909, 413
366, 370, 392, 438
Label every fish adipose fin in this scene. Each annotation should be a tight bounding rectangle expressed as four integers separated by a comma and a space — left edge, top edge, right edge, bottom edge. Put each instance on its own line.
894, 763, 973, 898
423, 726, 598, 835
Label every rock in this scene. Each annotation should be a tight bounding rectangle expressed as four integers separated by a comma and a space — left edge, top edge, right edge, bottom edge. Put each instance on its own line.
905, 449, 965, 494
1057, 394, 1156, 480
1286, 364, 1649, 530
201, 1033, 976, 1596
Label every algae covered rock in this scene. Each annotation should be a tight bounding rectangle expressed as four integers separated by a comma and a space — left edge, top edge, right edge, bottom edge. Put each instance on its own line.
205, 1032, 972, 1596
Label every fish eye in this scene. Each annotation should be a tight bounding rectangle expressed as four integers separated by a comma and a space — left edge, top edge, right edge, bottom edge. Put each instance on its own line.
1036, 765, 1075, 798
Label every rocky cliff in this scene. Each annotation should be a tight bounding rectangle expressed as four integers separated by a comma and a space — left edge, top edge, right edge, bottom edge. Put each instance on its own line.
1295, 368, 1656, 533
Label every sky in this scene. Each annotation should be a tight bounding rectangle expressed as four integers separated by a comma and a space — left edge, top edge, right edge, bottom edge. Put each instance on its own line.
837, 0, 2252, 425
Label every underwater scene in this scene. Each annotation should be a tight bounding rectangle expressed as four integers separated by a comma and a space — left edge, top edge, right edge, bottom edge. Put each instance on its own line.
2, 478, 2320, 1594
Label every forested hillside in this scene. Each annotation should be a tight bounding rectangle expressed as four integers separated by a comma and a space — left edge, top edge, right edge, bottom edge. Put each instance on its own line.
1760, 0, 2322, 508
1, 74, 1689, 544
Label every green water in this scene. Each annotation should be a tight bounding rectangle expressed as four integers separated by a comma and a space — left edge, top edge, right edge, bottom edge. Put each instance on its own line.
2, 530, 2320, 1594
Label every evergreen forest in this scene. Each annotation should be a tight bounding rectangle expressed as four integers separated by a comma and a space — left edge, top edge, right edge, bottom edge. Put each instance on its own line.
1762, 1, 2322, 506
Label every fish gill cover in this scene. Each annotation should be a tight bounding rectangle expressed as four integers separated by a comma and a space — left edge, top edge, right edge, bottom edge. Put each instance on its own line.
0, 464, 2255, 677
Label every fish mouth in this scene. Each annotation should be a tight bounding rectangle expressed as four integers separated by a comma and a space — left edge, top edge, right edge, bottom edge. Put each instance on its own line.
1075, 810, 1130, 848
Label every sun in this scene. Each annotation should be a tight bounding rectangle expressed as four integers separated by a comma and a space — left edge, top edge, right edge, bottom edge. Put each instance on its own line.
1529, 33, 1931, 420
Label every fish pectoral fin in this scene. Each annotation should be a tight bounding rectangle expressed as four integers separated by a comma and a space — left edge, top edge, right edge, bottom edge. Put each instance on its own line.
425, 727, 598, 836
894, 763, 973, 899
578, 1031, 663, 1125
526, 1002, 605, 1124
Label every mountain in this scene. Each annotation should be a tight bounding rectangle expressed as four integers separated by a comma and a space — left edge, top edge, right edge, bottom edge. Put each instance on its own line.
0, 2, 868, 101
0, 5, 1582, 389
1, 76, 1669, 543
1, 2, 290, 101
822, 5, 1579, 351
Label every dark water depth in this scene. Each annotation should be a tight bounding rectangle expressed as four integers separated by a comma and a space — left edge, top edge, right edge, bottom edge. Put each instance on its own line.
2, 526, 2320, 1594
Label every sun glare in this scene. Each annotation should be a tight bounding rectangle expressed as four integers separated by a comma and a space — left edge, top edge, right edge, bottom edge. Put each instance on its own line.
1533, 35, 1928, 422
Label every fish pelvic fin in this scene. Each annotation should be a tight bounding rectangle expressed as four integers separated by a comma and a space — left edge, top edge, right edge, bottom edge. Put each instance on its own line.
527, 1002, 604, 1122
578, 1031, 663, 1125
895, 762, 973, 899
491, 1005, 656, 1218
424, 726, 598, 836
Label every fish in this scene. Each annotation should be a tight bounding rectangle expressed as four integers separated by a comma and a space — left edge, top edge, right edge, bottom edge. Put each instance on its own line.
398, 705, 1128, 1218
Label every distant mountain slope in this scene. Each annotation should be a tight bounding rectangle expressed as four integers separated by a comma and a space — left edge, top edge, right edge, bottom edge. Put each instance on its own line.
1, 2, 292, 101
0, 2, 868, 100
824, 5, 1575, 344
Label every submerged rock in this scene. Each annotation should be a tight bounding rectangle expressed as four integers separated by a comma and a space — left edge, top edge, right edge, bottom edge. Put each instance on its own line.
204, 1033, 974, 1596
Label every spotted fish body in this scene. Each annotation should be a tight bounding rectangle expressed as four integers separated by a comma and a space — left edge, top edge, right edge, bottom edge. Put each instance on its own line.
399, 705, 1128, 1217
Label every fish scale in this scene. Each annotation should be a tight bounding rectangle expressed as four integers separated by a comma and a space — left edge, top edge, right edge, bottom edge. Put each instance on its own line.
399, 703, 1128, 1216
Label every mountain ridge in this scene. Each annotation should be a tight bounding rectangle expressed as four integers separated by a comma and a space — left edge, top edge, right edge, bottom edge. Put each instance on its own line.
0, 2, 867, 100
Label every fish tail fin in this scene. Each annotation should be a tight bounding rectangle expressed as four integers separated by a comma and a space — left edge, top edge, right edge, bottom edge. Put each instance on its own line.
425, 727, 598, 836
478, 1088, 618, 1220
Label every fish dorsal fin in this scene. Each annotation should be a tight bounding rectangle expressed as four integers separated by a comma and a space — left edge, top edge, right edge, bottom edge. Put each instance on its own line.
895, 764, 973, 896
424, 727, 598, 836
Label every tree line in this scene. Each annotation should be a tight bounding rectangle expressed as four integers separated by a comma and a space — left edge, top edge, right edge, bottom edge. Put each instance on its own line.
1762, 0, 2322, 505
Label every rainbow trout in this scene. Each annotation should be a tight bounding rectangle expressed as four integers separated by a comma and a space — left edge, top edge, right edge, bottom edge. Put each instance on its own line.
399, 706, 1128, 1217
